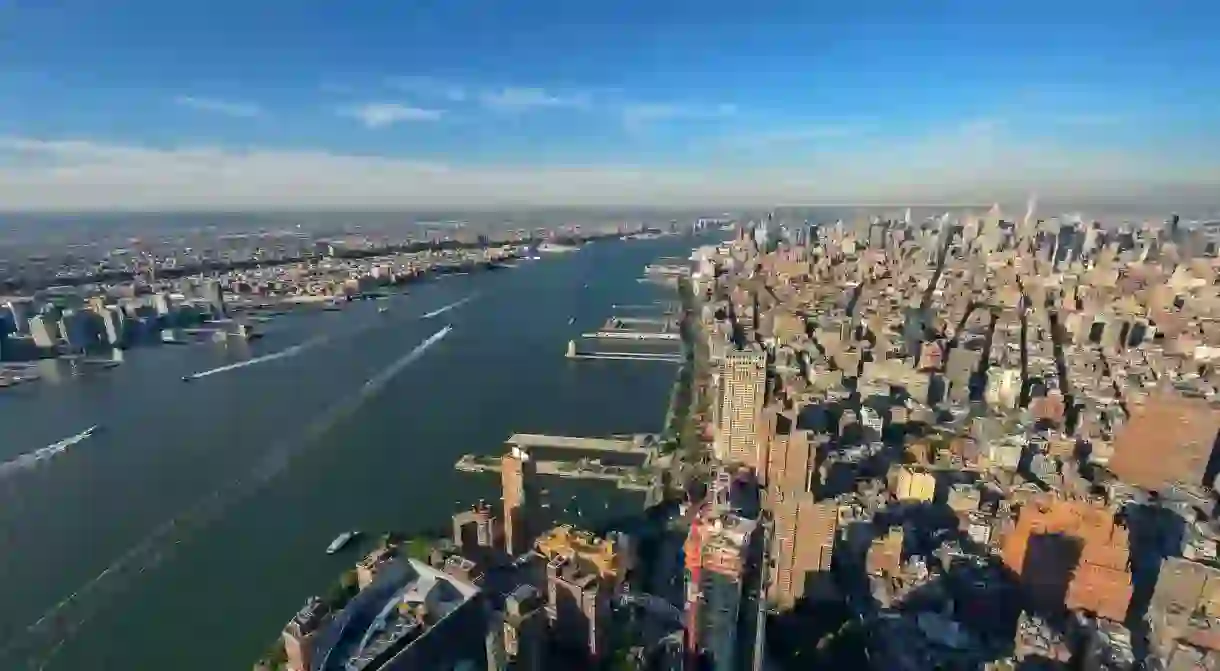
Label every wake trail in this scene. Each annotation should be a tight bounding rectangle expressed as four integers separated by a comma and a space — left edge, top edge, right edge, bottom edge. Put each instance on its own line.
0, 428, 98, 480
420, 293, 478, 320
0, 325, 455, 670
186, 335, 331, 380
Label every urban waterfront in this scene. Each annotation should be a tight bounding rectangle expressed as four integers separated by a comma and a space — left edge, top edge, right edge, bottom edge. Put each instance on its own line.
0, 235, 700, 670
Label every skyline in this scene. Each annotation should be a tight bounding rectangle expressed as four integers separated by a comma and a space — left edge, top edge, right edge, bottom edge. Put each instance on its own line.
1, 1, 1217, 210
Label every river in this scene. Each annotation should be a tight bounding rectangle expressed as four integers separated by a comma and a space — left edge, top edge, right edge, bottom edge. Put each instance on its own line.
0, 235, 700, 670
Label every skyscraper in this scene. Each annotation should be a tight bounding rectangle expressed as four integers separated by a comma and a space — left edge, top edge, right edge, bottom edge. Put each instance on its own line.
28, 314, 60, 349
714, 348, 767, 468
765, 422, 837, 608
684, 500, 763, 671
6, 299, 31, 334
452, 500, 502, 566
502, 446, 537, 557
203, 280, 227, 319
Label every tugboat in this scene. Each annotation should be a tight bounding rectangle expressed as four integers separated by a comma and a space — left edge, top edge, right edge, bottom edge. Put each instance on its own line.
326, 530, 360, 554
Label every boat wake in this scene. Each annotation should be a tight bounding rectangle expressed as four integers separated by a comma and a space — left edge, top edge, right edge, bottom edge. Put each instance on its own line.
0, 326, 455, 669
185, 335, 330, 380
0, 427, 97, 480
420, 293, 478, 320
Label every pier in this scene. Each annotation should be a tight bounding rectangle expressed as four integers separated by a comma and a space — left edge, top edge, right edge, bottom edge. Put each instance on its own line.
506, 433, 659, 467
579, 315, 681, 341
581, 331, 681, 341
565, 340, 683, 363
453, 454, 656, 492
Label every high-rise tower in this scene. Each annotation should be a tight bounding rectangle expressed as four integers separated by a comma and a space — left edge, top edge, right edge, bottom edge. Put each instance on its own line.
501, 446, 537, 557
714, 348, 767, 468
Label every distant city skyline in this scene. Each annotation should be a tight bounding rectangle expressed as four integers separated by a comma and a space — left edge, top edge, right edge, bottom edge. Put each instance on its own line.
0, 1, 1216, 209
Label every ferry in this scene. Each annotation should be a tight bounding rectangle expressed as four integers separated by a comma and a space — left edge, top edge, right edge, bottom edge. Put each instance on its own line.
326, 530, 360, 554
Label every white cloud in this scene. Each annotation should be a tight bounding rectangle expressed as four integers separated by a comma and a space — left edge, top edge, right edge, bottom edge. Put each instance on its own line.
339, 103, 444, 128
719, 125, 863, 148
621, 102, 737, 129
0, 130, 1216, 211
173, 96, 265, 118
478, 87, 591, 111
385, 76, 468, 102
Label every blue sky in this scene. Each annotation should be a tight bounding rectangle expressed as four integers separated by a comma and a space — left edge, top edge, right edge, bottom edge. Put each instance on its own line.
0, 0, 1216, 209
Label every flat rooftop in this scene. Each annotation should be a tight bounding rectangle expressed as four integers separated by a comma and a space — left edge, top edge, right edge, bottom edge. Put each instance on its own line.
506, 433, 656, 454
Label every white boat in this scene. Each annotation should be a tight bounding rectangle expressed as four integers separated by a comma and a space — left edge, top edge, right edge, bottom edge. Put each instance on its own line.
326, 530, 360, 554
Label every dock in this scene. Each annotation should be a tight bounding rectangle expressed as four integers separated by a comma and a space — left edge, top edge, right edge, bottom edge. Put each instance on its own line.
506, 433, 659, 467
565, 340, 683, 363
581, 331, 680, 341
454, 454, 656, 492
580, 315, 681, 341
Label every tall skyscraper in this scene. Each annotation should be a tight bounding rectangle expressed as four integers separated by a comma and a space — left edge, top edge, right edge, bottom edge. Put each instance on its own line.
765, 422, 837, 608
28, 314, 60, 349
6, 299, 31, 334
714, 348, 767, 468
453, 500, 502, 566
502, 446, 537, 557
203, 280, 227, 319
684, 499, 763, 671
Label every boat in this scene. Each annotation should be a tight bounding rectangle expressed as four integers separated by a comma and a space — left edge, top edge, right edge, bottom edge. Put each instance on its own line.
181, 375, 194, 383
378, 306, 390, 314
568, 317, 575, 325
326, 530, 360, 554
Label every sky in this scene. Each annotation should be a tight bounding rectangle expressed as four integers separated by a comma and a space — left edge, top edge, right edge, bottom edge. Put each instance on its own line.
0, 0, 1217, 210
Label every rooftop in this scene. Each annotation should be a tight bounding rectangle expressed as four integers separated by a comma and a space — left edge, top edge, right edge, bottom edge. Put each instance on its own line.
318, 559, 480, 671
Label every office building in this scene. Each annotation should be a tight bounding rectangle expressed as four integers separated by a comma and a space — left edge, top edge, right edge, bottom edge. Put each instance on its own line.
502, 446, 537, 557
453, 500, 502, 566
544, 551, 612, 663
203, 280, 227, 319
29, 314, 60, 349
714, 348, 767, 468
